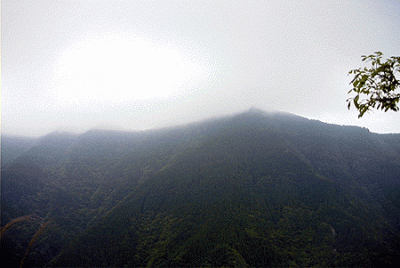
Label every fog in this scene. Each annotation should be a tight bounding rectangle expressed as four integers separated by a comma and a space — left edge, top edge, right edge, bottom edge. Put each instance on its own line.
2, 0, 400, 137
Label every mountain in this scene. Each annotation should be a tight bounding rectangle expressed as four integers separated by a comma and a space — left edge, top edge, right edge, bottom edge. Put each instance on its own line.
1, 109, 400, 267
1, 135, 38, 168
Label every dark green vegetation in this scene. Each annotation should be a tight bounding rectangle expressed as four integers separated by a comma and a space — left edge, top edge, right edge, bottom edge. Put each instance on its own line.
348, 52, 400, 117
2, 109, 400, 267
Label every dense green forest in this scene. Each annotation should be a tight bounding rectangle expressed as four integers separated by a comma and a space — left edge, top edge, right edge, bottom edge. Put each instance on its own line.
2, 109, 400, 267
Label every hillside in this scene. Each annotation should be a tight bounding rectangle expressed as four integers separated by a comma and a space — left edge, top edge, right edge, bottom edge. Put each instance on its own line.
1, 135, 38, 168
1, 109, 400, 267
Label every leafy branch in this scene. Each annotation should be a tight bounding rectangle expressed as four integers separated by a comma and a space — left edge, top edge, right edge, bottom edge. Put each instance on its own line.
347, 52, 400, 118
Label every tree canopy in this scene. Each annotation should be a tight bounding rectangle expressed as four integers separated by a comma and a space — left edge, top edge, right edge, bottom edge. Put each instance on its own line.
347, 52, 400, 118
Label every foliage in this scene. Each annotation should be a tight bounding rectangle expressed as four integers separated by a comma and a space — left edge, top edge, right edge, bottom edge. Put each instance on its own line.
348, 52, 400, 117
0, 215, 56, 268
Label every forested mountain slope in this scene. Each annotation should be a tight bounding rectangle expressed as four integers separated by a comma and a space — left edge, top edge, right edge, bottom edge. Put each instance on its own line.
2, 109, 400, 267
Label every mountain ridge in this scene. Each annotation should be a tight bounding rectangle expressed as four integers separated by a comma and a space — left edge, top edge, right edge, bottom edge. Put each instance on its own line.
2, 108, 383, 142
2, 109, 400, 267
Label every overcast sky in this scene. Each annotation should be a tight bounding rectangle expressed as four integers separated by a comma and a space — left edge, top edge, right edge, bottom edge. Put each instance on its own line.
3, 0, 400, 137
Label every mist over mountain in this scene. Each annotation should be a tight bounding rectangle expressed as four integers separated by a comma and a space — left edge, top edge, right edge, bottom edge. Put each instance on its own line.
2, 109, 400, 267
1, 135, 38, 168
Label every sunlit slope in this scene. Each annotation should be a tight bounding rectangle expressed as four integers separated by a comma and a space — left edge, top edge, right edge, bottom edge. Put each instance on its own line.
2, 109, 400, 267
47, 110, 400, 267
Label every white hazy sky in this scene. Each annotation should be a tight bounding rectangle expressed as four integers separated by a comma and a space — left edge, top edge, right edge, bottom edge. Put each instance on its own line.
2, 0, 400, 137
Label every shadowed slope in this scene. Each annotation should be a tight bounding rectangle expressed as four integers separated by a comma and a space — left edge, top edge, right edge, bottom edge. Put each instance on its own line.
2, 109, 400, 267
